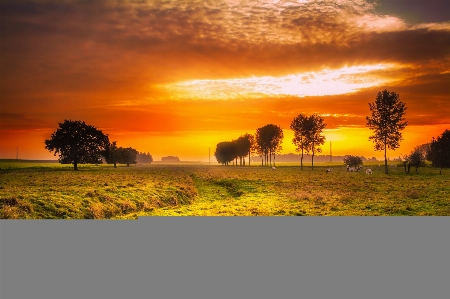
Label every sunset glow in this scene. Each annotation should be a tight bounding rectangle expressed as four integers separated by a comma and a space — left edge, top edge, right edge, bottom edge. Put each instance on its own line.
160, 64, 396, 99
1, 0, 449, 161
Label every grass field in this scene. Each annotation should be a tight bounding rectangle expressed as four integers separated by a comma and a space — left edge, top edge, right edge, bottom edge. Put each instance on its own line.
0, 160, 449, 218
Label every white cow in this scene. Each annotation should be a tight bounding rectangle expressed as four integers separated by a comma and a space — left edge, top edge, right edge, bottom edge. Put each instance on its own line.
326, 168, 332, 173
366, 168, 372, 175
272, 166, 276, 170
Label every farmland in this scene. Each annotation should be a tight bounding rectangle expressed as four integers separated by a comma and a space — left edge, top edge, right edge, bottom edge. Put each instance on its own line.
0, 160, 449, 218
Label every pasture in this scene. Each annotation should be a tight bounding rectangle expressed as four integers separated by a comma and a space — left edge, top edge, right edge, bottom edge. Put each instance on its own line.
0, 161, 449, 218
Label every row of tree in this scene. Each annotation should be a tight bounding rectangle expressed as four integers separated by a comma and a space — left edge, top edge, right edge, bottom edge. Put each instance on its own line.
401, 130, 450, 173
136, 152, 153, 163
44, 120, 152, 170
214, 133, 254, 166
214, 89, 449, 173
215, 116, 327, 169
103, 142, 138, 168
214, 125, 286, 167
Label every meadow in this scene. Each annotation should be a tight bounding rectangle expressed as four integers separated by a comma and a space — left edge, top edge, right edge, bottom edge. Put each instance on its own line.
0, 160, 449, 218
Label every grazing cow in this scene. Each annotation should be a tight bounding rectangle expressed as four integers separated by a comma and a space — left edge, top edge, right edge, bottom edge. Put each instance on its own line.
272, 166, 276, 170
326, 168, 332, 173
348, 167, 357, 172
366, 168, 372, 175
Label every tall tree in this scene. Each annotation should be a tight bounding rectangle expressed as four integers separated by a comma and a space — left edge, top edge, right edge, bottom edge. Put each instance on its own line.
366, 90, 407, 174
245, 133, 255, 166
255, 124, 283, 167
290, 114, 310, 170
44, 120, 110, 170
304, 114, 326, 170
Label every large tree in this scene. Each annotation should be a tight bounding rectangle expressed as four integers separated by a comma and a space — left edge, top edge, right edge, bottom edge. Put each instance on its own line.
255, 124, 283, 167
427, 129, 450, 171
45, 120, 110, 170
366, 90, 407, 174
290, 113, 310, 170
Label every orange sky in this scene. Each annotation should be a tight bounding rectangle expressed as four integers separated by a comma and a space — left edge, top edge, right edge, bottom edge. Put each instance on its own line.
1, 0, 449, 161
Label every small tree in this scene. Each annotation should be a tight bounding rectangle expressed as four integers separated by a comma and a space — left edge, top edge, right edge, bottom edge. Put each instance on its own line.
406, 150, 425, 173
366, 90, 407, 174
343, 155, 363, 169
44, 120, 110, 170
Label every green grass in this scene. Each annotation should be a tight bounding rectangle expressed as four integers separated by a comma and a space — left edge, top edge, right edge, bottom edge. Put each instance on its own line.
0, 161, 449, 218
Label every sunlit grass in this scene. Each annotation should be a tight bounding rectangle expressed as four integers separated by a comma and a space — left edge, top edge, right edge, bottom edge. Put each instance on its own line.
1, 161, 449, 218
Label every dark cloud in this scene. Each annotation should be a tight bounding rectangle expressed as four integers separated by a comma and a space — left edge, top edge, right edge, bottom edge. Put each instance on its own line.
374, 0, 450, 24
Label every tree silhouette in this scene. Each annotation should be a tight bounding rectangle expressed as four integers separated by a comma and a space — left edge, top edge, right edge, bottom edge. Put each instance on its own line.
103, 141, 121, 168
244, 133, 256, 166
427, 129, 450, 171
366, 90, 407, 174
302, 114, 326, 170
404, 149, 425, 173
44, 120, 110, 170
214, 141, 237, 165
255, 124, 283, 166
136, 152, 153, 163
121, 147, 138, 166
235, 134, 254, 166
290, 113, 310, 170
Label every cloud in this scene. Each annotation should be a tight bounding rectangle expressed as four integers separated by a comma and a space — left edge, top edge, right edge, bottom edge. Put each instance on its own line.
1, 0, 449, 133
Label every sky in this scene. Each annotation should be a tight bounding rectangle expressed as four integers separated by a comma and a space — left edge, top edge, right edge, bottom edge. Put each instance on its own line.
1, 0, 449, 161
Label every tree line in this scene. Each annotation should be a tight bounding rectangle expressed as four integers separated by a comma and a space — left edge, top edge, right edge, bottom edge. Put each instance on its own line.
45, 90, 449, 172
44, 120, 152, 170
214, 115, 327, 169
214, 89, 449, 173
